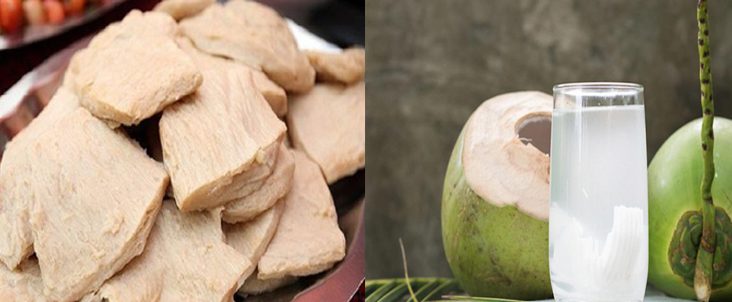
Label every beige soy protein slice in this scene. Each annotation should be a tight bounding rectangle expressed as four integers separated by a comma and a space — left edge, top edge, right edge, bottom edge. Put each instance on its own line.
225, 194, 295, 296
27, 108, 168, 301
305, 48, 365, 85
180, 0, 314, 92
225, 200, 284, 267
0, 87, 79, 270
251, 70, 288, 118
1, 87, 79, 162
223, 145, 294, 223
67, 10, 201, 126
160, 65, 286, 211
0, 259, 47, 302
84, 201, 252, 302
288, 81, 365, 183
257, 151, 346, 280
153, 0, 213, 20
177, 37, 288, 117
238, 272, 297, 296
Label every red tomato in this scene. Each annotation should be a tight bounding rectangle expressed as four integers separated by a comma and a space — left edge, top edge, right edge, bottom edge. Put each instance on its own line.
64, 0, 84, 16
43, 0, 64, 24
23, 0, 46, 25
0, 0, 23, 33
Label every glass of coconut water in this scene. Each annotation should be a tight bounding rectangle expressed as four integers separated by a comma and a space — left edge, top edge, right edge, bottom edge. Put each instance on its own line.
549, 83, 648, 302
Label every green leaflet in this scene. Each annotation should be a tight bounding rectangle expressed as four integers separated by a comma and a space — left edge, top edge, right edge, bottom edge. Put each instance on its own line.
366, 278, 460, 302
365, 278, 529, 302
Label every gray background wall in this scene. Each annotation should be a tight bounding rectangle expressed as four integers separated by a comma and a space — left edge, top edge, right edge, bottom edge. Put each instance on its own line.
366, 0, 732, 278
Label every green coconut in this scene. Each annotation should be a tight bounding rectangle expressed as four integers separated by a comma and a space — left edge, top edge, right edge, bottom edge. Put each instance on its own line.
648, 117, 732, 301
441, 91, 553, 300
649, 2, 732, 301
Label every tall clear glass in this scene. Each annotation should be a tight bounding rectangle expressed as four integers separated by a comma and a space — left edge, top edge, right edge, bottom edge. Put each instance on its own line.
549, 83, 648, 302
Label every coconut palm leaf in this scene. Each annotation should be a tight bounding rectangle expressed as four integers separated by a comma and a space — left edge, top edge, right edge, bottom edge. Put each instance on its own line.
365, 278, 461, 302
366, 239, 522, 302
435, 295, 524, 302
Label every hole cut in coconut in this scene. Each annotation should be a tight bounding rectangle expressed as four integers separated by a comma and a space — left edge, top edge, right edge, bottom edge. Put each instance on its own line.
462, 91, 552, 220
517, 115, 551, 156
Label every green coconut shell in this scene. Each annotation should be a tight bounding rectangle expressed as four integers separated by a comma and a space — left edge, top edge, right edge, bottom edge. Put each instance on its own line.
649, 117, 732, 300
441, 129, 552, 300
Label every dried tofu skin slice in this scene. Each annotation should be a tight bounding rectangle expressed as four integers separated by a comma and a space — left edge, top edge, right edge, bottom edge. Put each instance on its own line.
288, 82, 365, 183
28, 109, 168, 301
153, 0, 214, 20
87, 202, 253, 302
160, 66, 285, 211
68, 10, 201, 126
223, 145, 294, 223
177, 37, 288, 117
0, 87, 79, 270
180, 0, 314, 92
305, 48, 365, 85
257, 151, 346, 280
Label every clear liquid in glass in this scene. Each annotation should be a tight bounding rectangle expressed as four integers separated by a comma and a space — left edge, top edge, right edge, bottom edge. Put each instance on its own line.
549, 104, 648, 302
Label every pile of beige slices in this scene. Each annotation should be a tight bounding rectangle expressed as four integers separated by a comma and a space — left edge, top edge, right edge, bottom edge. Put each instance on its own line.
0, 0, 365, 301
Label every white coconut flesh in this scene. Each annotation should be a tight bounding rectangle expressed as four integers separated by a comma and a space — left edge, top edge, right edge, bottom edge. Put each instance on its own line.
462, 91, 552, 220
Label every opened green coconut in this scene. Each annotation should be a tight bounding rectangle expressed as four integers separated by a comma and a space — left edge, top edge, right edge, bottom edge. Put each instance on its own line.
441, 91, 553, 300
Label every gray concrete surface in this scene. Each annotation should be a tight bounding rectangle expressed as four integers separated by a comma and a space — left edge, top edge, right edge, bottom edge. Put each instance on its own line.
366, 0, 732, 278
